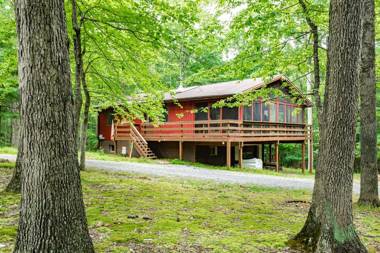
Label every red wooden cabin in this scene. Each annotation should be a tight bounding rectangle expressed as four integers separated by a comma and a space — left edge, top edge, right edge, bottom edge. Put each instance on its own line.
97, 75, 313, 170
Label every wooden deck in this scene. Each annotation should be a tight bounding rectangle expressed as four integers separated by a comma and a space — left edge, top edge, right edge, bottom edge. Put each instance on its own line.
114, 120, 312, 143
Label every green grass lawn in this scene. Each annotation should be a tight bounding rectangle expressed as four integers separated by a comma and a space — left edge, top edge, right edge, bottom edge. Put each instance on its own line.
0, 164, 379, 253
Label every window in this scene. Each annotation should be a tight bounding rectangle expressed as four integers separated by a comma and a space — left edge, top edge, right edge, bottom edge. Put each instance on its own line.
163, 105, 168, 122
262, 103, 269, 122
299, 109, 304, 123
279, 104, 285, 123
243, 105, 252, 121
109, 144, 115, 152
286, 105, 292, 123
222, 107, 239, 120
253, 102, 261, 121
269, 103, 277, 122
195, 103, 208, 121
107, 112, 114, 125
210, 106, 221, 120
292, 108, 298, 123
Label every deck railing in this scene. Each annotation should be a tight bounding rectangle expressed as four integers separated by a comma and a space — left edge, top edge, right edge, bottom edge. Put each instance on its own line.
114, 120, 312, 142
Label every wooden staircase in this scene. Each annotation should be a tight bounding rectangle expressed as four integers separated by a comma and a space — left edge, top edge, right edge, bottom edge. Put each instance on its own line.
129, 124, 157, 159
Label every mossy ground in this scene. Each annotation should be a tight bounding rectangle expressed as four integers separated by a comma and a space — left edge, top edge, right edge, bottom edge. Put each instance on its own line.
0, 163, 379, 252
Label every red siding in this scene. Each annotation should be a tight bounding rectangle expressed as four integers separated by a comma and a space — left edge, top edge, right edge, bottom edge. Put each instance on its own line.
98, 109, 113, 141
167, 102, 195, 122
160, 102, 195, 134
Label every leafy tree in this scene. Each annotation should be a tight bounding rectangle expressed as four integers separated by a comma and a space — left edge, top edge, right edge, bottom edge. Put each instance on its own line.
0, 0, 18, 146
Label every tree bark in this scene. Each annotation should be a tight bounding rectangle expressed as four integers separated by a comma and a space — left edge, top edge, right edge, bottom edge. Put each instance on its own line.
316, 0, 365, 251
13, 0, 94, 251
358, 0, 379, 207
293, 1, 367, 252
72, 0, 83, 152
80, 70, 90, 170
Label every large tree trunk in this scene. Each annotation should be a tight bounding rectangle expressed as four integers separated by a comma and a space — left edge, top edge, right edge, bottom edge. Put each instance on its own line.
293, 1, 366, 252
315, 0, 365, 251
13, 0, 94, 251
80, 71, 90, 170
358, 0, 379, 207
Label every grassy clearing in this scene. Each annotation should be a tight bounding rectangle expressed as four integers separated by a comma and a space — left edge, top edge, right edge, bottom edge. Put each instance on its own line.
0, 165, 379, 253
86, 150, 159, 164
0, 147, 17, 155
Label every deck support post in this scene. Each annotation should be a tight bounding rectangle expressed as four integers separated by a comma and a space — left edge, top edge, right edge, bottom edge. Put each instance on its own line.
301, 142, 306, 174
309, 138, 313, 174
275, 141, 279, 172
238, 142, 243, 168
128, 142, 133, 158
179, 141, 183, 160
226, 141, 231, 168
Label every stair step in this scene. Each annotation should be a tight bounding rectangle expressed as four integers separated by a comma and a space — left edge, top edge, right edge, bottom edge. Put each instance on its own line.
129, 124, 157, 159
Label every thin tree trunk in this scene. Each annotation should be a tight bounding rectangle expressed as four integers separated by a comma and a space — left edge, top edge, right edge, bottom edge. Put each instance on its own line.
80, 70, 90, 170
13, 0, 94, 251
314, 0, 365, 251
72, 0, 83, 152
290, 1, 325, 249
358, 0, 379, 207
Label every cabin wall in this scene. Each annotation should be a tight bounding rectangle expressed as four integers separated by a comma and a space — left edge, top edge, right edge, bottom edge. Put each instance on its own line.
167, 101, 195, 122
98, 109, 113, 141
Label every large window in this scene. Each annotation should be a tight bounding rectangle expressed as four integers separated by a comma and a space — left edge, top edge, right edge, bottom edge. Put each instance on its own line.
253, 102, 261, 121
292, 107, 298, 123
286, 106, 292, 123
195, 103, 208, 121
262, 103, 269, 122
243, 105, 252, 121
107, 112, 114, 125
279, 104, 285, 123
222, 107, 239, 120
210, 106, 221, 120
269, 103, 277, 122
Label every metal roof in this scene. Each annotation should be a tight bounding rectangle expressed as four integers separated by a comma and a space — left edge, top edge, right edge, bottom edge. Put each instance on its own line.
164, 78, 265, 101
164, 75, 312, 106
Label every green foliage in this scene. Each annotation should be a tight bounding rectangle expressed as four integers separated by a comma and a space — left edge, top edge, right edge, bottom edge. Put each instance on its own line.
0, 0, 18, 146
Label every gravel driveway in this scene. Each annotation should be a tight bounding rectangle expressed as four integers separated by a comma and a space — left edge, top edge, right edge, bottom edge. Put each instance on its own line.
0, 154, 364, 194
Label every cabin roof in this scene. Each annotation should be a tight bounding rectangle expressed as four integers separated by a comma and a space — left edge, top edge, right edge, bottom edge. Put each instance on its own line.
164, 75, 311, 106
164, 78, 263, 101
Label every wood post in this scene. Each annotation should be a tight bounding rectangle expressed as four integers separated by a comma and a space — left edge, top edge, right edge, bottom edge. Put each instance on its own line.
275, 141, 279, 172
238, 142, 243, 168
301, 142, 306, 174
309, 138, 313, 174
179, 141, 183, 160
128, 142, 133, 158
226, 141, 231, 168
